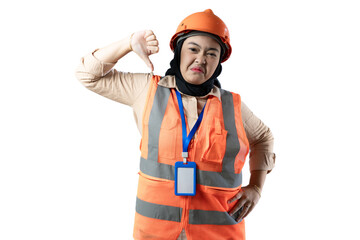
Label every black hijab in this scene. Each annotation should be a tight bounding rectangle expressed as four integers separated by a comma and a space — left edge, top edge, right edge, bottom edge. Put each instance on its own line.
165, 38, 222, 97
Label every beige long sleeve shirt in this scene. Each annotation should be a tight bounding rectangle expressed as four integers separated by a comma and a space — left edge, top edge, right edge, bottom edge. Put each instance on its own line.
75, 50, 275, 173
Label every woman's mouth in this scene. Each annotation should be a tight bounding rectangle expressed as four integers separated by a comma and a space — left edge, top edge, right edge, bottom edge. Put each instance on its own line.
191, 67, 204, 73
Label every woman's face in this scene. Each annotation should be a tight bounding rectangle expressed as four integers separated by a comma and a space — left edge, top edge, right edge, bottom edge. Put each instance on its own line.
180, 35, 221, 85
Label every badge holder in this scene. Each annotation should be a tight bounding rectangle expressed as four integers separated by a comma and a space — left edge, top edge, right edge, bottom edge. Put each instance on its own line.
175, 157, 196, 196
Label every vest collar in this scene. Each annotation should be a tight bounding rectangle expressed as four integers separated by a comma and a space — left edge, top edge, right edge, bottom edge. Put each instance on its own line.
158, 75, 221, 101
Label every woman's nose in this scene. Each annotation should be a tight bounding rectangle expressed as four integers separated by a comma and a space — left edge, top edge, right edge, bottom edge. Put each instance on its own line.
195, 54, 206, 64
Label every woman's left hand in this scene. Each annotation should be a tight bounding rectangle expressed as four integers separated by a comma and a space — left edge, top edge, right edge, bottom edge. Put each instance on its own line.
228, 185, 261, 222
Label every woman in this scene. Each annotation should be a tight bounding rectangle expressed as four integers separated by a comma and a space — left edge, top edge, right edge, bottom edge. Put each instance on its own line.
76, 9, 275, 240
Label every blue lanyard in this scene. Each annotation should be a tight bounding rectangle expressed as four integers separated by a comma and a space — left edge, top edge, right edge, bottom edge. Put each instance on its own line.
175, 90, 206, 163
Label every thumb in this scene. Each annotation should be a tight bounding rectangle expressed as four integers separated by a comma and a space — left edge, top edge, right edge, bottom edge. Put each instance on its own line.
140, 54, 154, 71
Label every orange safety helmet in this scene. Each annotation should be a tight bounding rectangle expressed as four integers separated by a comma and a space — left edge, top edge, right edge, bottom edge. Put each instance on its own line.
170, 9, 232, 62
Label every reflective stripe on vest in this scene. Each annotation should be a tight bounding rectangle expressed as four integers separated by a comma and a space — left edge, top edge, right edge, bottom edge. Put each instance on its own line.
136, 197, 238, 225
140, 157, 242, 188
136, 197, 182, 222
140, 85, 242, 188
135, 76, 249, 239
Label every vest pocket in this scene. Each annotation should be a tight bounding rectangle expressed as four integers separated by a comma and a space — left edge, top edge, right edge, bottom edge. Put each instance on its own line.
200, 118, 228, 164
203, 185, 241, 216
158, 117, 179, 160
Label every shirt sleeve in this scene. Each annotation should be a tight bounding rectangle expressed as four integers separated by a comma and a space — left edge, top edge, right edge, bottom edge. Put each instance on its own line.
75, 49, 152, 107
241, 101, 276, 173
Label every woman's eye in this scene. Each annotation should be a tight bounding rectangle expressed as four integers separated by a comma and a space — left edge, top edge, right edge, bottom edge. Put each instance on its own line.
189, 48, 198, 52
208, 52, 217, 57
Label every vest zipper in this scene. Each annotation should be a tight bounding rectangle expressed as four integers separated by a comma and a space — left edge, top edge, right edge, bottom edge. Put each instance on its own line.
179, 196, 189, 236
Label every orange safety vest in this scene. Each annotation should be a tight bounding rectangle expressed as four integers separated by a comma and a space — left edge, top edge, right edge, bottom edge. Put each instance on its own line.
134, 75, 249, 240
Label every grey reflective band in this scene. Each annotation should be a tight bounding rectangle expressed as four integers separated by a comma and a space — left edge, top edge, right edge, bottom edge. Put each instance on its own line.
140, 156, 175, 180
198, 168, 242, 188
147, 85, 171, 162
140, 157, 242, 188
189, 209, 238, 225
220, 89, 241, 174
136, 197, 182, 222
143, 86, 242, 188
136, 198, 238, 225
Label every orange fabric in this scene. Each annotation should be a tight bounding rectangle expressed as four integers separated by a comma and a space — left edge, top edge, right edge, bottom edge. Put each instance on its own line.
134, 172, 184, 240
158, 90, 183, 164
134, 212, 182, 240
191, 184, 241, 212
193, 96, 227, 172
188, 221, 245, 240
233, 92, 250, 174
135, 76, 248, 240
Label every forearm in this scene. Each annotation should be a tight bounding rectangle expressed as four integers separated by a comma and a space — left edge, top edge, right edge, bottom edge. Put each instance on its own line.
249, 170, 267, 191
93, 34, 132, 63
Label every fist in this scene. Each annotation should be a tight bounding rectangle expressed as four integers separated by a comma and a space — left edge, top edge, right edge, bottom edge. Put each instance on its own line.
130, 30, 159, 71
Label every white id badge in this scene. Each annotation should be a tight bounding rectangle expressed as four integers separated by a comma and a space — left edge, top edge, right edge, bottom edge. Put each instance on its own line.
174, 161, 196, 196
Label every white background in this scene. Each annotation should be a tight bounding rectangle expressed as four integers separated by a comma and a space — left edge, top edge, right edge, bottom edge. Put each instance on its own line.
1, 0, 359, 239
